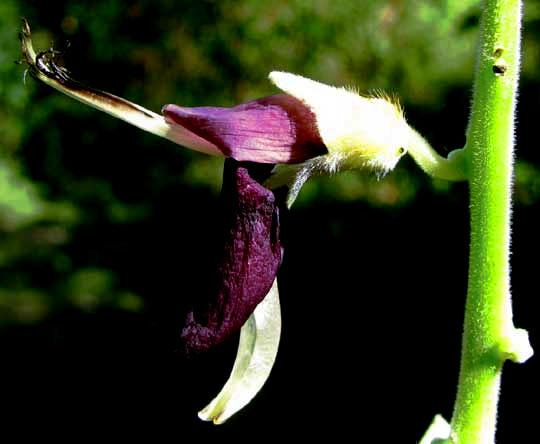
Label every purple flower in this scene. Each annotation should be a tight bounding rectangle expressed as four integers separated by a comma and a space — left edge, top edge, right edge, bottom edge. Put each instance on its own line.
19, 19, 414, 421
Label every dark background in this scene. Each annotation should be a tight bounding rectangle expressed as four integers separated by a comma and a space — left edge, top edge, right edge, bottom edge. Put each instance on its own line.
1, 0, 539, 441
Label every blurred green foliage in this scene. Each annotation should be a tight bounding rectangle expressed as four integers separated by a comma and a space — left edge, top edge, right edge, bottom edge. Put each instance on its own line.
1, 0, 539, 439
3, 0, 539, 322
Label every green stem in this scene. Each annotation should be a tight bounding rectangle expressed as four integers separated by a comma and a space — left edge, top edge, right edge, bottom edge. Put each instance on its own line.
449, 1, 532, 442
406, 129, 468, 181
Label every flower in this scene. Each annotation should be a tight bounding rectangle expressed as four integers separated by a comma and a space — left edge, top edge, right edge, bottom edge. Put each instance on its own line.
19, 18, 427, 423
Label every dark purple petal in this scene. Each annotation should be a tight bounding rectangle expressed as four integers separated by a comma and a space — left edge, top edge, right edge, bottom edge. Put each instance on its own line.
180, 159, 285, 355
162, 94, 327, 164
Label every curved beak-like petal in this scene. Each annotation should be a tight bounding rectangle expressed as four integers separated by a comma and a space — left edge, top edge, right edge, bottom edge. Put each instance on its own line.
19, 19, 224, 158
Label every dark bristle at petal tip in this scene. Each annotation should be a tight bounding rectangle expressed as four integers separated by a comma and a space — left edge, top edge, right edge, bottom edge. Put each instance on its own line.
180, 159, 285, 356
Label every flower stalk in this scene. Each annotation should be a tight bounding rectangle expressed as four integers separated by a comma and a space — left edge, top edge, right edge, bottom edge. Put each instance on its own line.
446, 0, 532, 442
419, 1, 532, 442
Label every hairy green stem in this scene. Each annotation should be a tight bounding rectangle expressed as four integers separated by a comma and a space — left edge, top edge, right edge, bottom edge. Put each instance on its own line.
407, 129, 468, 181
449, 1, 532, 442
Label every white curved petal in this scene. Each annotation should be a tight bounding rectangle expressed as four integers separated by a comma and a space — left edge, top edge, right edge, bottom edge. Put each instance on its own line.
198, 278, 281, 424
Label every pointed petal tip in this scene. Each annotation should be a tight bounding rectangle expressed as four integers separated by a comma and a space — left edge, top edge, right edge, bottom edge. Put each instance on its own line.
161, 103, 188, 116
268, 70, 297, 85
162, 104, 196, 122
268, 70, 284, 82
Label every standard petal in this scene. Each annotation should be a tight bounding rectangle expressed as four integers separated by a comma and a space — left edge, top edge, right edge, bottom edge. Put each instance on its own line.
180, 159, 285, 355
162, 94, 327, 164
